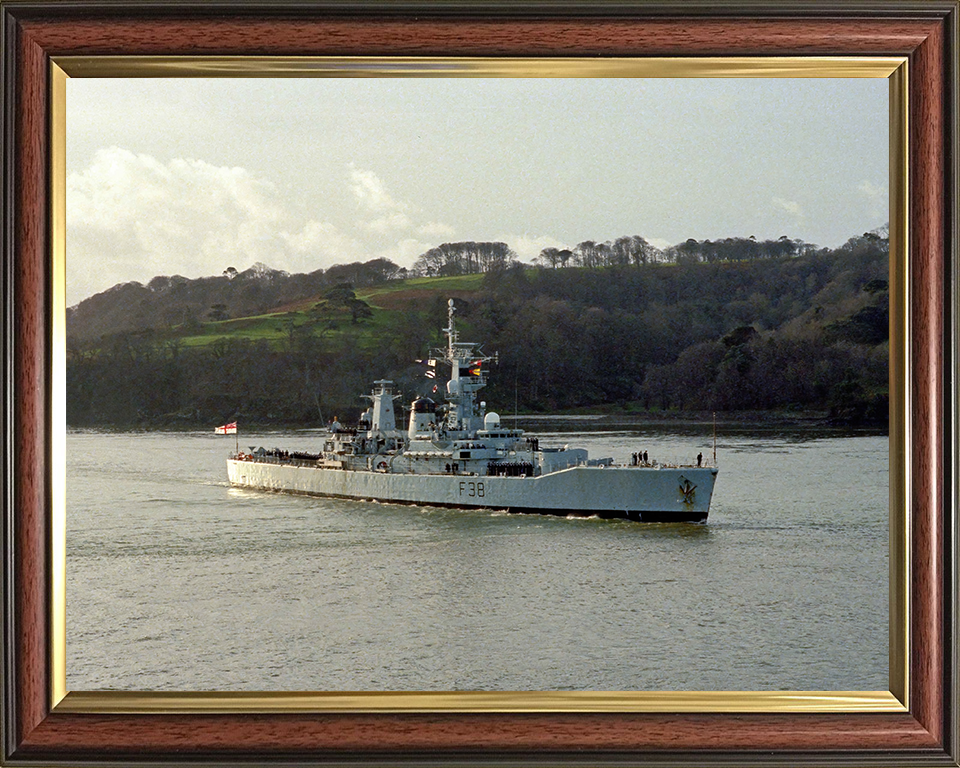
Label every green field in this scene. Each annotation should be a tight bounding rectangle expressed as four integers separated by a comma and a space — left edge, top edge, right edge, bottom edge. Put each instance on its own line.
171, 273, 486, 350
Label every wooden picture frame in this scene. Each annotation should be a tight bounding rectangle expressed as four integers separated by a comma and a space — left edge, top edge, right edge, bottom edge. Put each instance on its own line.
2, 2, 957, 765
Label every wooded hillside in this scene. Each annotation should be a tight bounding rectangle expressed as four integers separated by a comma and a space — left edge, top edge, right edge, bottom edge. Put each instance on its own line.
66, 231, 889, 428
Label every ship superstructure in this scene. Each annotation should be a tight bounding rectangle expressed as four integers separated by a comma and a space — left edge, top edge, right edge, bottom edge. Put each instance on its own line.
227, 299, 718, 522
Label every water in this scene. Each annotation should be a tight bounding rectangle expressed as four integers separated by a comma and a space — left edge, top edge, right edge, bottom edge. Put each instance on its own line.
65, 421, 888, 692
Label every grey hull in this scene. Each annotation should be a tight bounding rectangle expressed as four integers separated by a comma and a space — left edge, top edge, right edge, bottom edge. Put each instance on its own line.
227, 459, 717, 522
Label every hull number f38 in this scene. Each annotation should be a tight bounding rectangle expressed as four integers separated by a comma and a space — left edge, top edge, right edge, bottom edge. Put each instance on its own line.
459, 480, 485, 498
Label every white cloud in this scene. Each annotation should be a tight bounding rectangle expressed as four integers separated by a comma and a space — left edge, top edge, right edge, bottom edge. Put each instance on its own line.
418, 221, 457, 239
364, 213, 415, 234
375, 238, 439, 269
349, 166, 456, 247
498, 234, 570, 262
349, 167, 409, 215
66, 147, 354, 303
772, 196, 805, 224
280, 220, 365, 264
647, 237, 673, 251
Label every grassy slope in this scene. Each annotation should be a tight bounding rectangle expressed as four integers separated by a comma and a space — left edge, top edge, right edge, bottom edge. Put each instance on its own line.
172, 273, 485, 349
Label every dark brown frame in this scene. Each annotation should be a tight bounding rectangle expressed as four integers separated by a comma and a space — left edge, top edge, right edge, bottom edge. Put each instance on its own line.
2, 2, 957, 765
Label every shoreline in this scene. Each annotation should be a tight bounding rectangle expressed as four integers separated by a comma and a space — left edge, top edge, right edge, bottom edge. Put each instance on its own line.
66, 408, 888, 433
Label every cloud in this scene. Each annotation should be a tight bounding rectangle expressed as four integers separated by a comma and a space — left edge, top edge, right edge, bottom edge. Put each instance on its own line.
66, 151, 476, 303
771, 196, 805, 224
498, 234, 570, 262
418, 221, 457, 239
349, 166, 456, 246
376, 237, 442, 268
349, 167, 409, 215
280, 220, 365, 262
364, 213, 415, 234
66, 147, 357, 303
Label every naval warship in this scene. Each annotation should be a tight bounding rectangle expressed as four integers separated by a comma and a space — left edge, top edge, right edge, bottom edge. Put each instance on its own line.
227, 299, 718, 522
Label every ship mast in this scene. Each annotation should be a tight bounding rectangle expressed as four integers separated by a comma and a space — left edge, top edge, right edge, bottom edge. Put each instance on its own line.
436, 299, 497, 433
444, 297, 458, 359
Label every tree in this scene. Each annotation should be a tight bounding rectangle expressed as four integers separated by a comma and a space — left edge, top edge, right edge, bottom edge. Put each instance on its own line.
313, 284, 374, 325
573, 240, 599, 267
326, 259, 401, 286
362, 258, 402, 283
610, 237, 632, 266
722, 325, 758, 348
277, 312, 302, 351
347, 298, 374, 324
536, 247, 562, 268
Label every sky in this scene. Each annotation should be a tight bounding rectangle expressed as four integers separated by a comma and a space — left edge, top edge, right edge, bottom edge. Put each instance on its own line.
66, 77, 888, 305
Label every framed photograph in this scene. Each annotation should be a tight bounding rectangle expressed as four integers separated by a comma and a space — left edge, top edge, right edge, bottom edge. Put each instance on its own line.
2, 2, 956, 766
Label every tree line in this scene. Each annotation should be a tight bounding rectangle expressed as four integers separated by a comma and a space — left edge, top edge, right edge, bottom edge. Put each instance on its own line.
412, 241, 517, 277
67, 232, 853, 343
404, 234, 814, 276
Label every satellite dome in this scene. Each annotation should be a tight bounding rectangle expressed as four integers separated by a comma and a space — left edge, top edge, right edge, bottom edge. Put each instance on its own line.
484, 412, 501, 429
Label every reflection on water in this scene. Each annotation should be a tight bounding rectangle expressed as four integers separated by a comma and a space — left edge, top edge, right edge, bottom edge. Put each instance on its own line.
66, 424, 888, 692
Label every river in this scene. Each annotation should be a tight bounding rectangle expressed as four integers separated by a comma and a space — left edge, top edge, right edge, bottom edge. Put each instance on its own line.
65, 420, 888, 692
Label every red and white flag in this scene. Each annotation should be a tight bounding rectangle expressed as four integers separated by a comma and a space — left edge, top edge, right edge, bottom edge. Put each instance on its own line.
215, 421, 237, 434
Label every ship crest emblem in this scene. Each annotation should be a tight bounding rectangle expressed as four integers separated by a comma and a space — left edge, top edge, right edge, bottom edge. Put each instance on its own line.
678, 477, 697, 504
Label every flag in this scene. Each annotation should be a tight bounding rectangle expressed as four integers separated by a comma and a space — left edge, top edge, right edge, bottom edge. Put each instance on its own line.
427, 359, 437, 367
215, 421, 237, 434
425, 369, 436, 379
469, 360, 482, 376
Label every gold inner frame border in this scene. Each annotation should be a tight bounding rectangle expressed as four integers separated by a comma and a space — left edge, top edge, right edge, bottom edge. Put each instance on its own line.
49, 55, 909, 715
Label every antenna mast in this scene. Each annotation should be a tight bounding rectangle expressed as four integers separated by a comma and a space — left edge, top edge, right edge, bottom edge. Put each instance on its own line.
445, 298, 457, 358
712, 411, 717, 465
